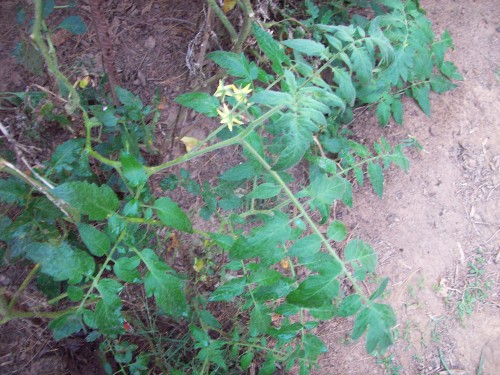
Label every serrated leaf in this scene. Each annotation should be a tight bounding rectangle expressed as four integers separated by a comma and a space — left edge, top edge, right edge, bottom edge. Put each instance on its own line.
174, 92, 219, 117
303, 334, 327, 361
97, 278, 123, 307
391, 97, 403, 124
0, 177, 29, 204
230, 213, 290, 261
42, 0, 55, 18
439, 61, 463, 80
354, 166, 364, 185
49, 312, 84, 340
52, 181, 119, 220
286, 275, 340, 308
344, 239, 377, 279
252, 23, 289, 75
208, 51, 258, 81
25, 242, 94, 284
351, 47, 372, 84
250, 303, 272, 336
334, 68, 356, 106
247, 183, 282, 199
367, 161, 384, 197
282, 39, 327, 57
288, 235, 322, 258
376, 100, 391, 127
141, 249, 188, 317
241, 351, 254, 371
113, 256, 141, 283
338, 294, 362, 317
94, 299, 124, 335
67, 285, 84, 301
352, 303, 396, 354
430, 74, 457, 93
77, 223, 110, 256
327, 220, 347, 242
154, 197, 192, 233
209, 277, 246, 302
58, 15, 87, 35
121, 152, 148, 187
250, 90, 293, 106
220, 162, 257, 181
411, 83, 431, 116
199, 310, 222, 329
370, 277, 389, 301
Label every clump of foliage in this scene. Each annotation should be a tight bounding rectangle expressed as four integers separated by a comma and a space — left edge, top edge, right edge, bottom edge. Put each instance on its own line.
0, 0, 461, 373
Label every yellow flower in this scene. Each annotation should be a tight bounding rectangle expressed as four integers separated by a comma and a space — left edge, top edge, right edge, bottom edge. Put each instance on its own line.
214, 80, 234, 100
217, 103, 243, 131
231, 84, 252, 103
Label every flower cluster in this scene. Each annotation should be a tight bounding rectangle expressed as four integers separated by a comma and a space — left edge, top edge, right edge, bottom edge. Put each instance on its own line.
214, 80, 252, 131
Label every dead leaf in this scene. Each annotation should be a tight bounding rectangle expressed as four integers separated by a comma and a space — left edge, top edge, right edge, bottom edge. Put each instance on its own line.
223, 0, 237, 13
180, 136, 201, 152
167, 232, 179, 253
193, 257, 204, 272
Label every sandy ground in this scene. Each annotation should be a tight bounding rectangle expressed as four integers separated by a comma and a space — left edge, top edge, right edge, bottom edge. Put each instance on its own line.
314, 0, 500, 373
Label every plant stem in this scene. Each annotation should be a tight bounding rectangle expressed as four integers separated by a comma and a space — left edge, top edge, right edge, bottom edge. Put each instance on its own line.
8, 264, 40, 310
206, 0, 238, 43
241, 140, 369, 302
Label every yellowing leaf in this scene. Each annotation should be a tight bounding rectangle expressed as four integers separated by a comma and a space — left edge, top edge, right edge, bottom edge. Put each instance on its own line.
280, 259, 290, 270
223, 0, 237, 13
180, 136, 200, 152
79, 75, 91, 88
193, 257, 204, 272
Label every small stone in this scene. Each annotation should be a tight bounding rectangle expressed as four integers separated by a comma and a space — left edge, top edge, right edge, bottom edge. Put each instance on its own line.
145, 36, 156, 50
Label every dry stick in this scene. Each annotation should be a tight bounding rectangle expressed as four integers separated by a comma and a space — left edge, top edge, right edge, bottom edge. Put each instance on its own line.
88, 0, 121, 107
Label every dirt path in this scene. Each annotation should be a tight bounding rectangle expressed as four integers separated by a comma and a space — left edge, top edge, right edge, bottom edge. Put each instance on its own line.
315, 1, 500, 373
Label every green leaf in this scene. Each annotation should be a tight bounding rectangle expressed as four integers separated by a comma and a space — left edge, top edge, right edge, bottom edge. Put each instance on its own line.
230, 213, 290, 261
338, 294, 362, 317
25, 242, 94, 284
42, 0, 55, 18
209, 277, 246, 302
77, 223, 110, 256
0, 177, 29, 204
208, 51, 258, 81
199, 310, 222, 329
286, 275, 340, 308
141, 249, 188, 317
367, 161, 384, 197
58, 15, 87, 35
49, 138, 85, 174
154, 197, 193, 233
247, 183, 282, 199
288, 235, 322, 258
327, 220, 347, 242
67, 285, 84, 302
411, 83, 431, 116
113, 256, 141, 283
391, 97, 403, 125
49, 312, 84, 340
97, 278, 123, 307
439, 61, 463, 80
370, 277, 389, 301
351, 47, 372, 84
376, 99, 391, 127
250, 303, 272, 336
282, 39, 327, 57
352, 303, 396, 354
120, 152, 148, 187
52, 181, 119, 220
174, 92, 220, 117
250, 90, 293, 106
241, 351, 254, 371
303, 334, 327, 361
344, 239, 377, 280
94, 300, 124, 335
252, 23, 289, 75
220, 162, 257, 181
430, 75, 457, 93
334, 68, 356, 106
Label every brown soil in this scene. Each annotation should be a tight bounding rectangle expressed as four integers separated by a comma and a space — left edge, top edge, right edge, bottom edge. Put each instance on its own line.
0, 0, 498, 374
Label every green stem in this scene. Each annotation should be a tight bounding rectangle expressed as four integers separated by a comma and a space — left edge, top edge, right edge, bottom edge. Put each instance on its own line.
8, 264, 40, 310
206, 0, 238, 43
241, 140, 369, 302
233, 0, 254, 52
